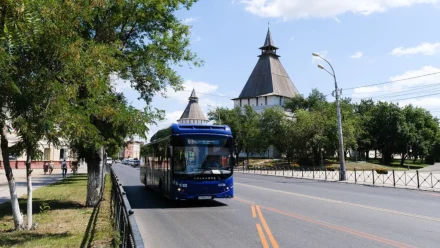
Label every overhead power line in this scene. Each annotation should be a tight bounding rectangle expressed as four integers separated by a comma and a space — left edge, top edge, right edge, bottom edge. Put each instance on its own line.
387, 92, 440, 102
352, 83, 440, 100
343, 71, 440, 91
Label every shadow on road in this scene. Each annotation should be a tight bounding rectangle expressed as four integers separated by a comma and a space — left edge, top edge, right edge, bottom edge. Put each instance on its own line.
122, 185, 228, 209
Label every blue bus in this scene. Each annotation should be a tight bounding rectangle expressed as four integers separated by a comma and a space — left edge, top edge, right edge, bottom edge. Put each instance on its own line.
140, 123, 234, 200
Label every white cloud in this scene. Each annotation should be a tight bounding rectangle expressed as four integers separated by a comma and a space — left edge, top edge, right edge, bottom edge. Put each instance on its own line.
290, 36, 295, 41
351, 66, 440, 111
334, 17, 341, 23
239, 0, 440, 19
182, 17, 197, 24
391, 42, 440, 56
350, 51, 363, 59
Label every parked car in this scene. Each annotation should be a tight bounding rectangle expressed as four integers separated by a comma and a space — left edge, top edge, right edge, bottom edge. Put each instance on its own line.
132, 159, 140, 167
106, 157, 113, 165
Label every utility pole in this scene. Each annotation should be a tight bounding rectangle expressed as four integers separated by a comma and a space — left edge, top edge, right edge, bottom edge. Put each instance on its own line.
312, 53, 346, 180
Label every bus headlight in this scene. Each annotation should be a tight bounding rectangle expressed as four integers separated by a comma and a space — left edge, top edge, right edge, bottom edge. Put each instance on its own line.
177, 187, 182, 192
226, 187, 230, 191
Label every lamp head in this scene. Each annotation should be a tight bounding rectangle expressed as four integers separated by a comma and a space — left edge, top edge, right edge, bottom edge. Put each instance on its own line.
312, 53, 319, 57
317, 64, 325, 70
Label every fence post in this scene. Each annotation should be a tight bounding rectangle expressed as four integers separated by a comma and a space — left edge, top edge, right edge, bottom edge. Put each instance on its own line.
431, 172, 433, 189
392, 170, 395, 187
313, 168, 315, 179
302, 169, 304, 178
416, 170, 420, 188
354, 168, 357, 184
372, 169, 375, 185
325, 168, 327, 181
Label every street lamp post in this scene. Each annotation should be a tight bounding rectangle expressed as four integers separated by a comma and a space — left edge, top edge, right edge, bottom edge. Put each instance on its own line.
312, 53, 346, 181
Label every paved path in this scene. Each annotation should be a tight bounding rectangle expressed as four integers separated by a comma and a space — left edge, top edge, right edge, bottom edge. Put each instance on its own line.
113, 163, 440, 248
0, 165, 87, 204
416, 163, 440, 172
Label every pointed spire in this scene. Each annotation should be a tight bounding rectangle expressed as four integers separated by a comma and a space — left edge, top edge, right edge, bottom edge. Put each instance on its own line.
178, 89, 208, 123
263, 26, 275, 47
259, 27, 278, 52
190, 88, 197, 98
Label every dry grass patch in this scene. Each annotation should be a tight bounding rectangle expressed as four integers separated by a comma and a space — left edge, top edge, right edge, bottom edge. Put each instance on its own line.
0, 174, 115, 248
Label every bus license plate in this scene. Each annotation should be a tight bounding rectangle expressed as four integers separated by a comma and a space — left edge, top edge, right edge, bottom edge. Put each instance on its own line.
198, 196, 212, 200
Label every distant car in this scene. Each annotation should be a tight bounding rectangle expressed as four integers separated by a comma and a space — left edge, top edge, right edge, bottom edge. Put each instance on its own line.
133, 159, 140, 167
106, 157, 113, 165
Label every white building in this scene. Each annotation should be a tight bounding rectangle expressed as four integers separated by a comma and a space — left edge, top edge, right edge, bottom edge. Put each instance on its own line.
0, 131, 73, 169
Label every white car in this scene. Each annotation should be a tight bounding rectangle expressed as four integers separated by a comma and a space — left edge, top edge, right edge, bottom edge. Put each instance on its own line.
106, 157, 113, 165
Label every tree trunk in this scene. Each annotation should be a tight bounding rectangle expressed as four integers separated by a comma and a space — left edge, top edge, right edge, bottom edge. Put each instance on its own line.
25, 149, 32, 230
400, 153, 405, 166
413, 155, 417, 164
366, 150, 370, 161
374, 150, 377, 159
1, 125, 25, 230
85, 150, 103, 207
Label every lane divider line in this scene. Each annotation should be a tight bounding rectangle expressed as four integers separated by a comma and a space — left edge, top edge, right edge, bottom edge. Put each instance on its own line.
256, 223, 269, 248
235, 182, 440, 222
252, 205, 257, 218
235, 198, 415, 248
256, 205, 279, 248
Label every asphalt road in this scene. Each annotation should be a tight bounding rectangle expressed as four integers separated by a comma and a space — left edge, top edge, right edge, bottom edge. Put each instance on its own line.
112, 163, 440, 248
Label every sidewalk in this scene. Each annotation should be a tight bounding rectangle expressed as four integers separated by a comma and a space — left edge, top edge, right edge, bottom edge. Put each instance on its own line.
0, 165, 87, 205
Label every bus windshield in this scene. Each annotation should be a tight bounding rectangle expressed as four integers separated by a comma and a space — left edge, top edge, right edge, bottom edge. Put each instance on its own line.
173, 135, 232, 175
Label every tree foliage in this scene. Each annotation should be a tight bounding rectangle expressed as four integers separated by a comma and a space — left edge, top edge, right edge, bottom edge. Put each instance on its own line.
216, 89, 440, 167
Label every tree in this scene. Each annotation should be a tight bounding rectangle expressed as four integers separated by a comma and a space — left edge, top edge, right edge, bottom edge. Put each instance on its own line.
354, 99, 376, 160
32, 0, 200, 207
369, 102, 404, 165
0, 0, 46, 230
241, 106, 266, 160
260, 107, 291, 161
65, 91, 154, 207
208, 107, 244, 162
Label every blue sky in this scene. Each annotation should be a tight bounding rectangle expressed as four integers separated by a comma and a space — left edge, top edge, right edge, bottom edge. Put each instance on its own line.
114, 0, 440, 138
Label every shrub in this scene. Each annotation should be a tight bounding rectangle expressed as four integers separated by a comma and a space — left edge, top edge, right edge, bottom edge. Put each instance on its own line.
39, 202, 50, 214
375, 168, 388, 174
326, 166, 338, 171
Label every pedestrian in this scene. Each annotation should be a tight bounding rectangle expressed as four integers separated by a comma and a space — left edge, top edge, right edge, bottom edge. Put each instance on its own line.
49, 160, 54, 175
61, 159, 67, 178
43, 162, 49, 175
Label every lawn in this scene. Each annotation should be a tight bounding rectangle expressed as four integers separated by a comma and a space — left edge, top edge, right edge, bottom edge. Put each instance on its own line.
0, 174, 116, 248
243, 158, 429, 171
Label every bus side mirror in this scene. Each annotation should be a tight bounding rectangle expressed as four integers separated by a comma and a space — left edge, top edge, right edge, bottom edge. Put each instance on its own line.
168, 146, 173, 157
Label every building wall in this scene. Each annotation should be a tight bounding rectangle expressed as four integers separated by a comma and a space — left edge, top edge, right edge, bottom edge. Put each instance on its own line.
178, 119, 208, 124
0, 134, 73, 169
120, 141, 143, 159
233, 96, 290, 115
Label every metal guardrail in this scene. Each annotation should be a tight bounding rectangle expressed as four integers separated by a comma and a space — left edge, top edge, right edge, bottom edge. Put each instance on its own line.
236, 165, 440, 191
110, 167, 145, 248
